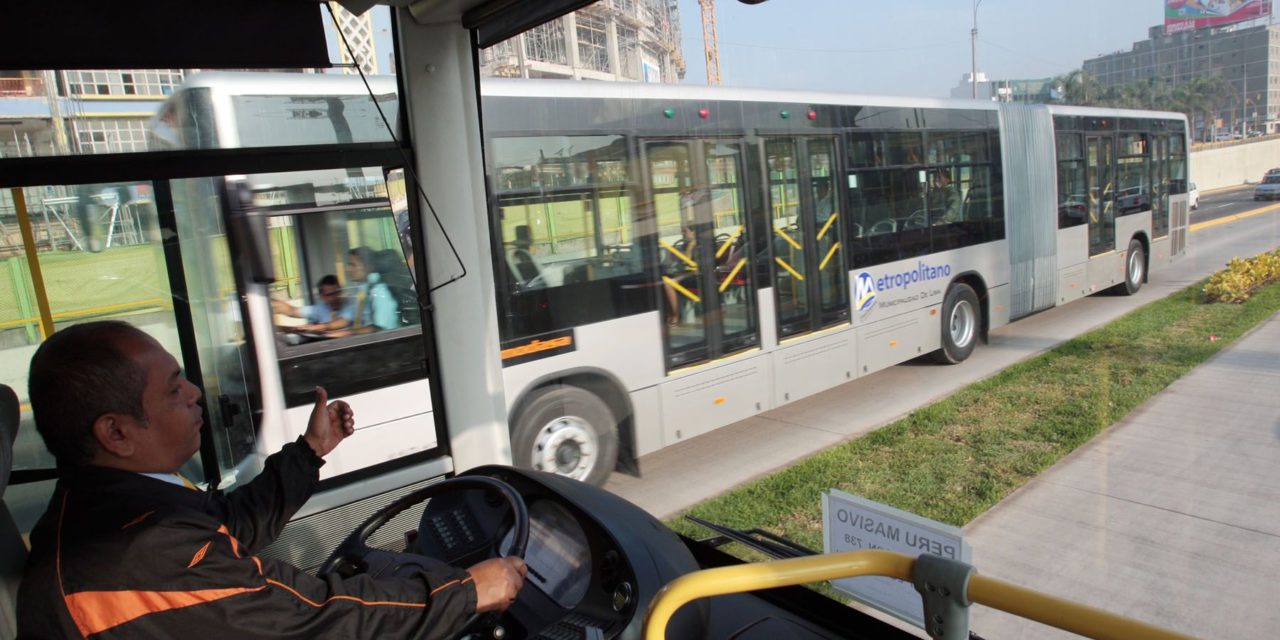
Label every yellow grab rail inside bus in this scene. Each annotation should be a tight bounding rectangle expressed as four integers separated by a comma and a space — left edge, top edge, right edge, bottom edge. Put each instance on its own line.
643, 549, 1196, 640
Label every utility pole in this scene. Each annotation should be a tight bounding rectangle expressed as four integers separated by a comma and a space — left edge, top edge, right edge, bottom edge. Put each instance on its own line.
699, 0, 721, 85
970, 7, 977, 98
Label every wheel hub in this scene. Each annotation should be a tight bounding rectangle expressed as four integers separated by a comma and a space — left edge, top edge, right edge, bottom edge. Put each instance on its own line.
533, 416, 597, 480
1129, 249, 1144, 284
950, 299, 975, 348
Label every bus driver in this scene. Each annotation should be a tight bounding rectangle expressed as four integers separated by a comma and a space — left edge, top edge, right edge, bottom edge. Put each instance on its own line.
271, 274, 356, 338
17, 321, 526, 639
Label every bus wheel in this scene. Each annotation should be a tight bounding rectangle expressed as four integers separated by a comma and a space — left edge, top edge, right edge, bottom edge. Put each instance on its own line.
512, 386, 618, 486
933, 283, 979, 364
1120, 238, 1145, 296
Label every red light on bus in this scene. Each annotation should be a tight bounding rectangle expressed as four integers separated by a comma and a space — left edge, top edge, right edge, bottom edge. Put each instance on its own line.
807, 110, 817, 121
698, 108, 710, 119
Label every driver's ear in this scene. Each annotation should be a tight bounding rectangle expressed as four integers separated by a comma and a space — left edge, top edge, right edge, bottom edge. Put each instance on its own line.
92, 413, 136, 458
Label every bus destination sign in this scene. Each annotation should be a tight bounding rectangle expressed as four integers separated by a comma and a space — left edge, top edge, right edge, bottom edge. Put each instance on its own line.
822, 489, 970, 629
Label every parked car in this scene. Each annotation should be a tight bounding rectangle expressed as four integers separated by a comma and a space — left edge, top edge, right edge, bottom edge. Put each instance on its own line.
1188, 182, 1199, 210
1254, 174, 1280, 200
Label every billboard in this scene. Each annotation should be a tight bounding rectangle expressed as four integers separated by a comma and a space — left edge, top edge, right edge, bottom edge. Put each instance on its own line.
1165, 0, 1272, 34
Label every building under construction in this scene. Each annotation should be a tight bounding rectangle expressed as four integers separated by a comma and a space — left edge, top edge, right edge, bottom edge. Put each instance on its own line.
479, 0, 685, 83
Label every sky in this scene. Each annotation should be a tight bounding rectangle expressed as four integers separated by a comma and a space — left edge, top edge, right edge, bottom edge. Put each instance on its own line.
355, 1, 1262, 98
673, 0, 1166, 97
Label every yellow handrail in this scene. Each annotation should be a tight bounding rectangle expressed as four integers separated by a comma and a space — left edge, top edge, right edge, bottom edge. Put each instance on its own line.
643, 550, 1196, 640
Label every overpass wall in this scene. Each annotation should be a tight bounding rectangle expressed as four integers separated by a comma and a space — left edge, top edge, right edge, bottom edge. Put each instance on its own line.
1190, 138, 1280, 190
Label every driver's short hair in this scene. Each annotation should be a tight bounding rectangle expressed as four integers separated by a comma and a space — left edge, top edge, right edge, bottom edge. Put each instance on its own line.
28, 320, 150, 467
316, 274, 340, 290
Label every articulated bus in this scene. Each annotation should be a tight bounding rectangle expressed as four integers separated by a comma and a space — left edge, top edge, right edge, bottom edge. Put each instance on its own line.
133, 71, 1190, 494
487, 82, 1190, 485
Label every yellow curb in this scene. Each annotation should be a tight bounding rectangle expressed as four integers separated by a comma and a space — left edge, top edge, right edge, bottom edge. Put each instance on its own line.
1190, 202, 1280, 233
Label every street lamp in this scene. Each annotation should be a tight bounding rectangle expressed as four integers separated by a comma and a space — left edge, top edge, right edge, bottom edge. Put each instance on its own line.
971, 0, 984, 99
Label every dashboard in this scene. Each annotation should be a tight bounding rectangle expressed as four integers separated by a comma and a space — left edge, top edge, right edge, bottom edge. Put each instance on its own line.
413, 466, 704, 640
501, 501, 591, 609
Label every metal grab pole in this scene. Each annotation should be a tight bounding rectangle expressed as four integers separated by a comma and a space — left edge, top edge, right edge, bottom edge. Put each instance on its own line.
12, 187, 56, 340
643, 550, 1199, 640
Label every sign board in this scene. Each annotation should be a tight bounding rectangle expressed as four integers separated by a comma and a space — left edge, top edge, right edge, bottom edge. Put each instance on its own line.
1165, 0, 1271, 34
822, 489, 970, 628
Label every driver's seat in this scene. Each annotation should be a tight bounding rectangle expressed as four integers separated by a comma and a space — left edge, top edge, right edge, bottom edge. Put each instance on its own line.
0, 383, 24, 638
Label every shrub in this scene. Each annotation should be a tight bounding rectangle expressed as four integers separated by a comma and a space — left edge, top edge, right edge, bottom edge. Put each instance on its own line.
1203, 249, 1280, 303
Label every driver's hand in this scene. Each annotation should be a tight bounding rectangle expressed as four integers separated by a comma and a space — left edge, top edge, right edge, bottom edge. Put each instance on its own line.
302, 386, 355, 458
467, 557, 527, 613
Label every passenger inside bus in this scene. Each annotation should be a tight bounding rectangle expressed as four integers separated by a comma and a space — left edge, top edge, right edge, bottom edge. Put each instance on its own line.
271, 274, 355, 340
929, 170, 962, 224
338, 247, 403, 335
663, 224, 700, 326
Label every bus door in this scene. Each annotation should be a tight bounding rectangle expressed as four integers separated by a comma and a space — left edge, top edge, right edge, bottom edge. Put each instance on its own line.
763, 136, 849, 339
1150, 134, 1170, 238
1086, 134, 1115, 256
642, 139, 758, 370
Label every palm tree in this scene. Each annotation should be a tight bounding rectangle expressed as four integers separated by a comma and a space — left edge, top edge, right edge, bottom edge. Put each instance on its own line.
1053, 69, 1098, 106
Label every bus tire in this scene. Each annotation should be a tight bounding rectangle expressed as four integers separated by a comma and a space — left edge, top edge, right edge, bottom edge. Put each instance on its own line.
1120, 238, 1145, 296
511, 385, 618, 486
933, 283, 979, 364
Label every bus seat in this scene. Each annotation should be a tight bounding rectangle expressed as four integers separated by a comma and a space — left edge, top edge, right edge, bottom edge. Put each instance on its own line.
869, 219, 896, 235
0, 383, 24, 639
506, 224, 545, 289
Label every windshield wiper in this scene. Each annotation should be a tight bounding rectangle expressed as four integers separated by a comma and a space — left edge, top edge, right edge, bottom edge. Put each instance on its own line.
684, 515, 819, 559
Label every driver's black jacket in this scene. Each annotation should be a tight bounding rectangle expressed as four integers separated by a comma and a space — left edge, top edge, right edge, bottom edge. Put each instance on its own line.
17, 439, 477, 639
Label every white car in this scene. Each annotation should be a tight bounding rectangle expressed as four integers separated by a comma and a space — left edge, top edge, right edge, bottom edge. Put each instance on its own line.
1188, 182, 1199, 210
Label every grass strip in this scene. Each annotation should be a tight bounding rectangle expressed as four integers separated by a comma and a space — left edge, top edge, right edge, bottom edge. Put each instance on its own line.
669, 280, 1280, 555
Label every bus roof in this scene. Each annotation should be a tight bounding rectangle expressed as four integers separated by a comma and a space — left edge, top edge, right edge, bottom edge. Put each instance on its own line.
174, 71, 1186, 125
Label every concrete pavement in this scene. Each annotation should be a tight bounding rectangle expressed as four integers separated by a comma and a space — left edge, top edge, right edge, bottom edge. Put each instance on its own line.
966, 310, 1280, 639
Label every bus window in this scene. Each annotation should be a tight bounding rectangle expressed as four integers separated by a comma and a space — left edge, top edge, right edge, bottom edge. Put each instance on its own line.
3, 181, 185, 474
169, 175, 258, 486
150, 73, 401, 151
1057, 132, 1087, 229
1116, 133, 1149, 216
490, 135, 650, 342
1086, 135, 1116, 256
249, 169, 426, 409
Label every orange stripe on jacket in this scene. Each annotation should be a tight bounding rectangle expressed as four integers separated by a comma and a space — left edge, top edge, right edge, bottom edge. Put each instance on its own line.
64, 586, 266, 637
188, 542, 212, 568
216, 525, 243, 558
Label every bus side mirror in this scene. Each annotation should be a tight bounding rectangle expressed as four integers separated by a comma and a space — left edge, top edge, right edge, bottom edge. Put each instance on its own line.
223, 178, 276, 284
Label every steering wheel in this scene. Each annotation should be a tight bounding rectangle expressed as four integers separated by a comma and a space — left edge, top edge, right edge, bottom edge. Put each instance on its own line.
319, 475, 529, 638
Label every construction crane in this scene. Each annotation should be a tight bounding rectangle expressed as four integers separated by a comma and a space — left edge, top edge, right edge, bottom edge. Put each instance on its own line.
699, 0, 721, 85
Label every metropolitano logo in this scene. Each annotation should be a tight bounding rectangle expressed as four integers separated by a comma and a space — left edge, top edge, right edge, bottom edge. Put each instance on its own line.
855, 271, 877, 312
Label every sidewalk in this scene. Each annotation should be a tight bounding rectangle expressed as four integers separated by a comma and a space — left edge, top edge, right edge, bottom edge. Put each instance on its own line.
965, 311, 1280, 639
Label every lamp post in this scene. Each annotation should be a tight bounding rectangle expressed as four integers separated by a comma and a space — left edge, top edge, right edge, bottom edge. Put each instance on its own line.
971, 0, 984, 99
1241, 65, 1248, 136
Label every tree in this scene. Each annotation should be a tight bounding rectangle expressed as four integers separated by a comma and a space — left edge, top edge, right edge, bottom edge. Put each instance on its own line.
1053, 69, 1098, 106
